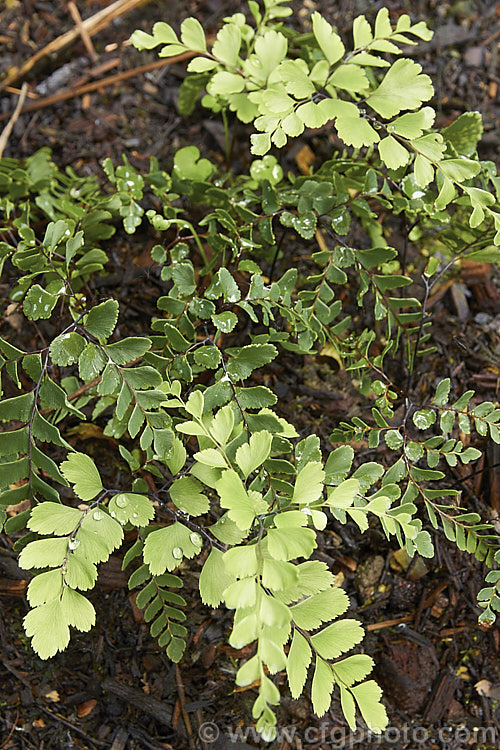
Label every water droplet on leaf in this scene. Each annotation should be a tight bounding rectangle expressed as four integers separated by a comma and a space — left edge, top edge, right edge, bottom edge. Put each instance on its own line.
115, 495, 128, 508
172, 547, 183, 560
190, 533, 202, 546
92, 509, 103, 521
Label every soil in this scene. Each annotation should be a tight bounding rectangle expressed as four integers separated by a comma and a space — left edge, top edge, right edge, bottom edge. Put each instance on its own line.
0, 1, 500, 749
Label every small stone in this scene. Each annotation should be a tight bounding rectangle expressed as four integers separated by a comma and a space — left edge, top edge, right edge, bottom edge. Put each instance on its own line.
464, 46, 483, 67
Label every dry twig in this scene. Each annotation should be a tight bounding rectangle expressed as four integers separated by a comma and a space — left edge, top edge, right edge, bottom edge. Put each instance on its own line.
175, 664, 195, 749
67, 1, 99, 63
0, 83, 28, 158
0, 54, 194, 122
0, 0, 148, 91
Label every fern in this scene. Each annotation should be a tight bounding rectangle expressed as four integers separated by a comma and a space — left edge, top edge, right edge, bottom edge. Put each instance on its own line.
1, 0, 500, 741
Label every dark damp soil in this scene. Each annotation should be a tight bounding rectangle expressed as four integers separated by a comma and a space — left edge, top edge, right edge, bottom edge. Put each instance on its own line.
0, 1, 499, 749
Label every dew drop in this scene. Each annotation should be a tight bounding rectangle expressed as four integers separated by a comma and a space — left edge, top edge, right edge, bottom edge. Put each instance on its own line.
132, 512, 138, 518
219, 516, 226, 524
413, 412, 430, 429
190, 533, 202, 546
68, 537, 80, 550
92, 509, 103, 521
172, 547, 183, 560
115, 495, 128, 508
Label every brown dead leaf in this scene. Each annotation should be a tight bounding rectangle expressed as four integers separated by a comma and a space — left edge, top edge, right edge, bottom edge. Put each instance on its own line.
7, 497, 31, 515
295, 144, 315, 175
475, 679, 500, 700
43, 689, 60, 703
4, 303, 23, 332
77, 698, 98, 717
